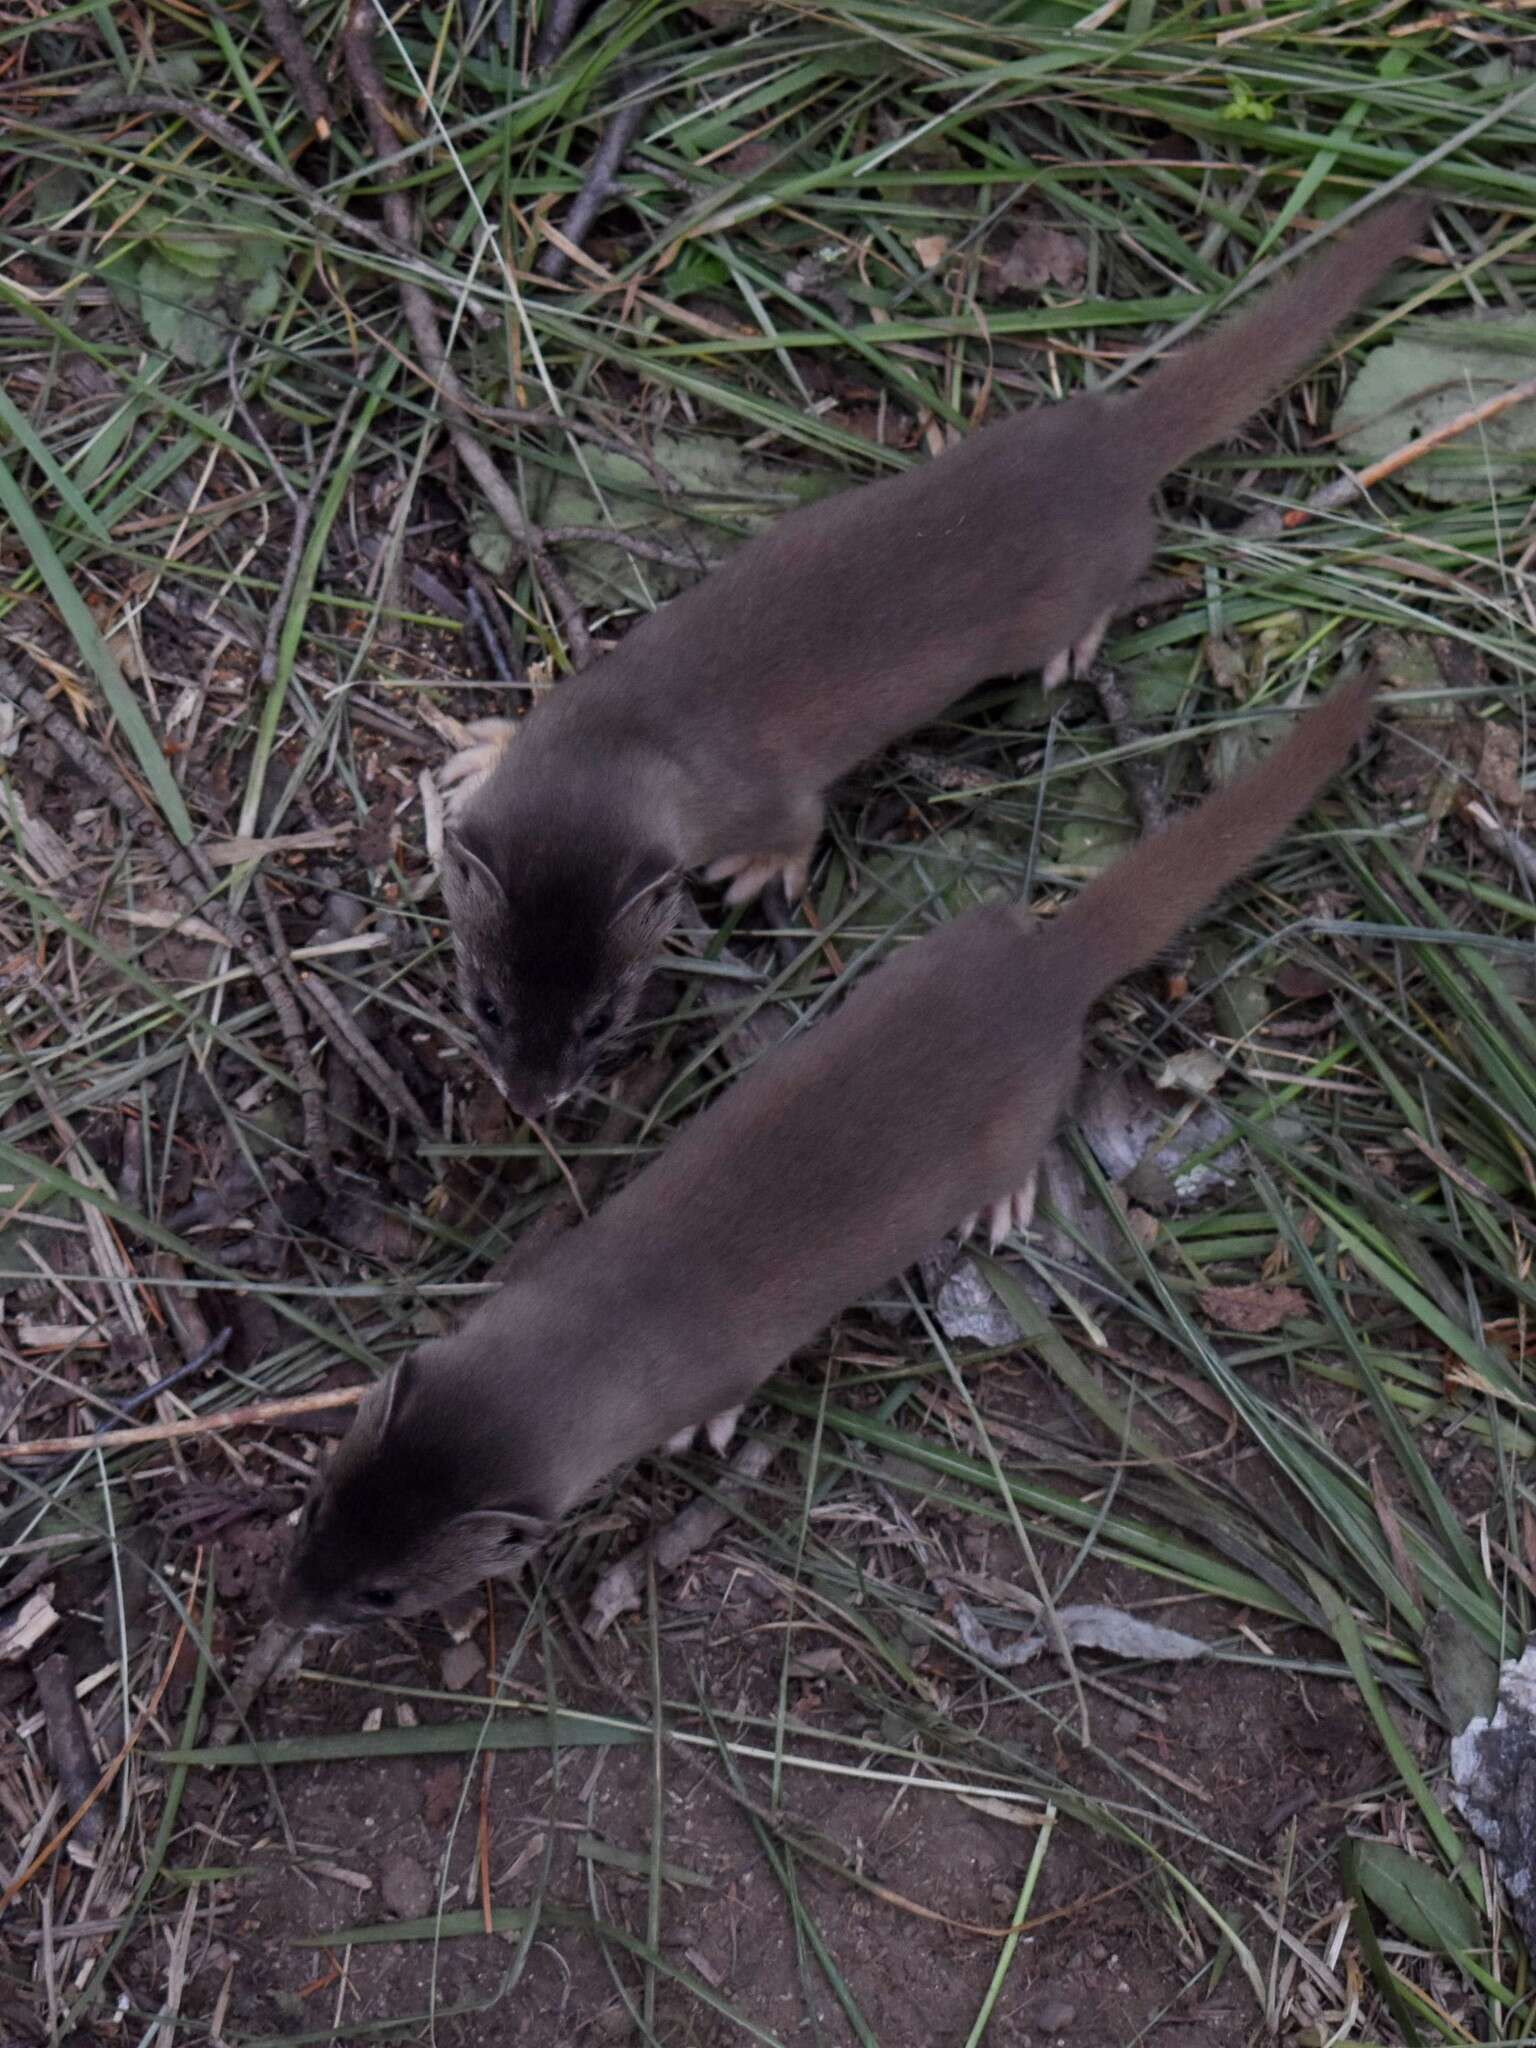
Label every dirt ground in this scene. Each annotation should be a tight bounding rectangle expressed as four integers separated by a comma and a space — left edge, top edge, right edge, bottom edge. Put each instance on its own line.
159, 1581, 1377, 2046
63, 1335, 1387, 2048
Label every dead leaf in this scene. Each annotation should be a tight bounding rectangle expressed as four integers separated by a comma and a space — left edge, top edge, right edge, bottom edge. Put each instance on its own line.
1376, 707, 1525, 821
1472, 718, 1523, 811
912, 233, 949, 268
1198, 1282, 1310, 1333
420, 1761, 463, 1832
1203, 633, 1248, 698
0, 1586, 58, 1662
1155, 1050, 1227, 1097
789, 1646, 846, 1679
440, 1640, 486, 1693
356, 792, 397, 872
1274, 960, 1332, 1002
985, 222, 1086, 298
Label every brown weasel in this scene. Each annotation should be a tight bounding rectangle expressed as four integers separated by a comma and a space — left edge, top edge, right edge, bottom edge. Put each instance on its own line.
281, 673, 1377, 1629
441, 196, 1423, 1117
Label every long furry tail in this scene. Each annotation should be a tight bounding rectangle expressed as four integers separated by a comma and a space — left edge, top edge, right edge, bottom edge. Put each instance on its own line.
1122, 193, 1428, 481
1034, 674, 1377, 999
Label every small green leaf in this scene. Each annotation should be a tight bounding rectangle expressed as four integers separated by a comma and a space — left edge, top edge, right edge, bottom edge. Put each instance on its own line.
240, 267, 283, 325
156, 49, 203, 91
1353, 1839, 1481, 1955
1423, 1607, 1499, 1734
157, 229, 229, 279
30, 166, 83, 224
137, 253, 195, 356
468, 499, 517, 578
232, 232, 285, 286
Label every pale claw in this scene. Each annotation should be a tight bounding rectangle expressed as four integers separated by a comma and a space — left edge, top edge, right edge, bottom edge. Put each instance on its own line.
1067, 610, 1108, 679
1040, 610, 1110, 692
440, 718, 518, 817
778, 854, 810, 903
664, 1407, 744, 1458
706, 850, 812, 906
704, 1406, 742, 1456
724, 860, 780, 906
986, 1169, 1039, 1250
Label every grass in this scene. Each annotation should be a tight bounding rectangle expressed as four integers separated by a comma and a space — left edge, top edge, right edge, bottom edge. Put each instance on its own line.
1, 0, 1535, 2041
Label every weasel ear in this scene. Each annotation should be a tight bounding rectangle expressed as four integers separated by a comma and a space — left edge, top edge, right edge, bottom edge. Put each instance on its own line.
447, 1507, 552, 1572
613, 850, 679, 923
443, 830, 508, 912
361, 1353, 417, 1444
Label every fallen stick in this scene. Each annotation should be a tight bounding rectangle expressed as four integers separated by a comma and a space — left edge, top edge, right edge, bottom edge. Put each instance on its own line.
296, 969, 434, 1136
1, 1386, 366, 1460
584, 1436, 776, 1636
257, 0, 333, 138
34, 1654, 105, 1848
0, 1557, 200, 1913
532, 0, 588, 70
537, 90, 653, 284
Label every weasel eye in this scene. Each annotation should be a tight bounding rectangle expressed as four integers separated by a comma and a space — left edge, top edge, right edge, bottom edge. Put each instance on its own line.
583, 1003, 615, 1042
477, 994, 502, 1030
360, 1586, 397, 1611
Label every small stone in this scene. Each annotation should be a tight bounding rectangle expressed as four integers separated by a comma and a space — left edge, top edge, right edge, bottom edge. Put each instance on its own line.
1027, 1989, 1078, 2035
380, 1851, 434, 1920
440, 1640, 485, 1692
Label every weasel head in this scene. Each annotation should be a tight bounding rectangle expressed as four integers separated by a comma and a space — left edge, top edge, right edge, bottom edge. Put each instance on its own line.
275, 1357, 552, 1631
442, 823, 681, 1119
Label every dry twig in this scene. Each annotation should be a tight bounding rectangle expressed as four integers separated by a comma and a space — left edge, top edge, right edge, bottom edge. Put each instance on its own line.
339, 1, 592, 664
296, 970, 434, 1136
0, 1558, 201, 1912
1089, 662, 1168, 837
34, 1654, 105, 1848
537, 89, 654, 283
256, 878, 335, 1182
31, 97, 407, 264
1125, 369, 1536, 615
1, 1386, 365, 1460
257, 0, 334, 137
585, 1436, 776, 1636
532, 0, 589, 70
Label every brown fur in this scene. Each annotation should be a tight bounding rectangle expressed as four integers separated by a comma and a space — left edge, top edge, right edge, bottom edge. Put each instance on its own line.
447, 196, 1425, 1114
281, 676, 1377, 1627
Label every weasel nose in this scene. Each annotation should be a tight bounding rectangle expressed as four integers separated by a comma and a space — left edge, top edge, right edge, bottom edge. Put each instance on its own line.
502, 1085, 560, 1122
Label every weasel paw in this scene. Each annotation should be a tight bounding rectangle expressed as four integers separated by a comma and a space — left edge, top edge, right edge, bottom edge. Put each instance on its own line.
441, 718, 518, 817
705, 851, 812, 906
664, 1406, 744, 1458
962, 1170, 1039, 1250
